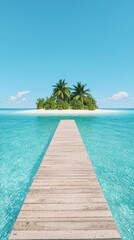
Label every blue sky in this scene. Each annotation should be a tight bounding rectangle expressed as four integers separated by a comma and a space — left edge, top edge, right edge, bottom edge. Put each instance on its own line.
0, 0, 134, 108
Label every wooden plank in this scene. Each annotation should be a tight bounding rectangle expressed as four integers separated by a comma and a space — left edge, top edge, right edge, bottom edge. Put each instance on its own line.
21, 203, 108, 211
9, 120, 121, 240
15, 217, 115, 223
17, 210, 113, 218
24, 196, 107, 204
14, 221, 117, 231
9, 230, 121, 240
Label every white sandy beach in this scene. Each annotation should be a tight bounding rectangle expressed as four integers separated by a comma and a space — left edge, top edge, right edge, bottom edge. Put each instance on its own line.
22, 109, 119, 115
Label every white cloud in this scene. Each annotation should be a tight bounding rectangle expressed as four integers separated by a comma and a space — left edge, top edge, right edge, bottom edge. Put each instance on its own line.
111, 91, 129, 101
9, 90, 30, 103
16, 91, 30, 98
10, 96, 17, 101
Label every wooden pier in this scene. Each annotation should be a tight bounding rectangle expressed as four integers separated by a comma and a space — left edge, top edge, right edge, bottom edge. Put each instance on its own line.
9, 120, 121, 239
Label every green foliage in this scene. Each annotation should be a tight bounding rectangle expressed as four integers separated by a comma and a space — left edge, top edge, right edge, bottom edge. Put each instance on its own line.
36, 80, 98, 110
43, 97, 70, 110
70, 99, 84, 110
71, 82, 90, 104
84, 96, 98, 110
53, 79, 70, 101
56, 100, 70, 110
44, 96, 56, 110
36, 98, 45, 109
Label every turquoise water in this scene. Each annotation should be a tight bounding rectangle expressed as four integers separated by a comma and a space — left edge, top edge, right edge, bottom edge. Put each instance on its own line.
0, 110, 134, 239
77, 111, 134, 240
0, 111, 59, 239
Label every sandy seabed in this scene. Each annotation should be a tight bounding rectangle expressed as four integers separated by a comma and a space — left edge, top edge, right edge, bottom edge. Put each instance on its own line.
22, 109, 119, 115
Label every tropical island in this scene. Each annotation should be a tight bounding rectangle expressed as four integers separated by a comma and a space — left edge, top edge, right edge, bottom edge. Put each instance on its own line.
36, 79, 98, 110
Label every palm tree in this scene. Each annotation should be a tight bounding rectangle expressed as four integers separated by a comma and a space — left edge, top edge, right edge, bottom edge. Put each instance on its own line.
71, 82, 90, 104
52, 79, 70, 101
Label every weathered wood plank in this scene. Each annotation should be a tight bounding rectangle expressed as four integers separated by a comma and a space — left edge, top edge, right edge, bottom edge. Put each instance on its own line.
24, 196, 107, 204
15, 217, 115, 223
9, 120, 121, 240
14, 221, 117, 231
9, 230, 121, 240
21, 203, 108, 211
18, 210, 112, 218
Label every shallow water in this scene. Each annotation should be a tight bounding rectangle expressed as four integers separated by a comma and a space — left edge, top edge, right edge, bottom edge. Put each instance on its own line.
0, 109, 134, 239
76, 112, 134, 240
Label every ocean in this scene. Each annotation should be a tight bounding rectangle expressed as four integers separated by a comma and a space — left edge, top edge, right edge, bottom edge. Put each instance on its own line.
0, 109, 134, 239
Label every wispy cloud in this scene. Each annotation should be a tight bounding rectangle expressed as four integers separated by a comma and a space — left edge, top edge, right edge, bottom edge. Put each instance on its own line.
10, 96, 17, 101
98, 91, 130, 107
111, 91, 129, 101
9, 91, 30, 103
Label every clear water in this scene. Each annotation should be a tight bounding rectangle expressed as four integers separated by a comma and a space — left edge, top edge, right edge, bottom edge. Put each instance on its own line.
0, 111, 59, 239
76, 111, 134, 240
0, 109, 134, 239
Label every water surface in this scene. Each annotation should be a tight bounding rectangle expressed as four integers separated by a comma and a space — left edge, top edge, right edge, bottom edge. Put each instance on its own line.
0, 109, 134, 239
